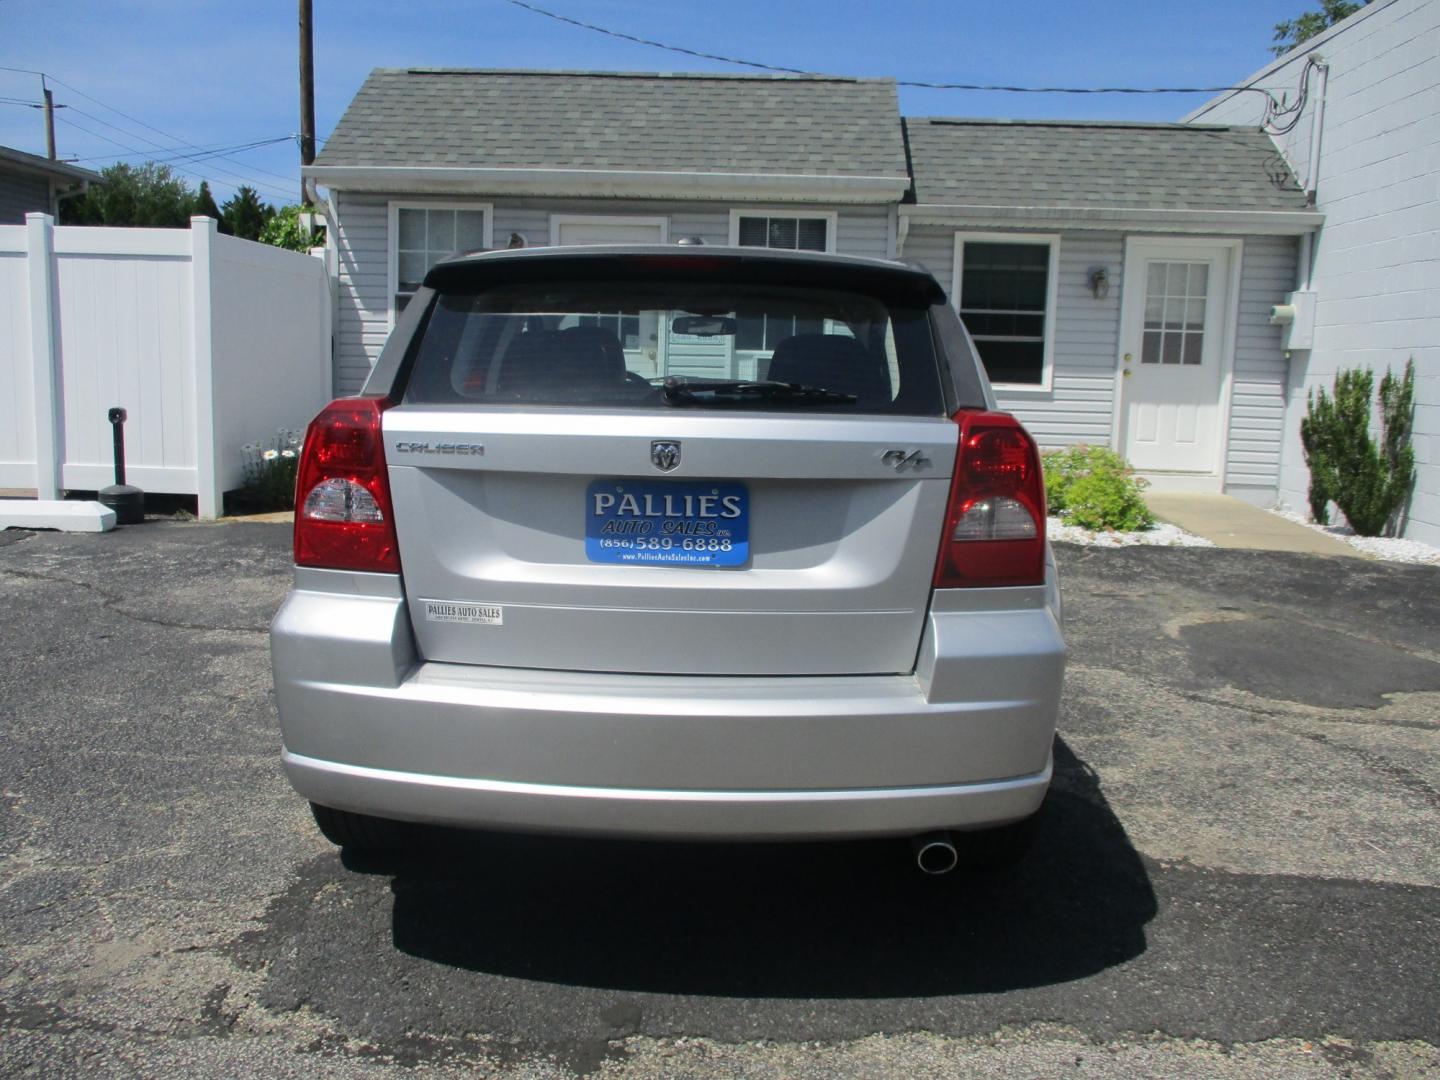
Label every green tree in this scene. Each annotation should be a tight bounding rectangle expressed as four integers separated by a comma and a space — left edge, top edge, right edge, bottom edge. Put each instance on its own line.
191, 180, 226, 231
259, 204, 324, 252
1272, 0, 1367, 55
1300, 360, 1416, 536
220, 186, 274, 241
59, 162, 196, 228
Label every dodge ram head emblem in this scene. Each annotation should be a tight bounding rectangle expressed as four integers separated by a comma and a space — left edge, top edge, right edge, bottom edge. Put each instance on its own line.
650, 440, 681, 472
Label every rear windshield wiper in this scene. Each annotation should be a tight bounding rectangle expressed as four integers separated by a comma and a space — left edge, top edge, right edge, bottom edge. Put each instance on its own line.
661, 376, 858, 407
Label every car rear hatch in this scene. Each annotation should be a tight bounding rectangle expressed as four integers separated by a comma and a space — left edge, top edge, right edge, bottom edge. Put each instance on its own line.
380, 249, 959, 677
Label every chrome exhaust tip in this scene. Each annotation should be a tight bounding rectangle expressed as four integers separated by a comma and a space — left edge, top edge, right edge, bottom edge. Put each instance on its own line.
912, 831, 959, 875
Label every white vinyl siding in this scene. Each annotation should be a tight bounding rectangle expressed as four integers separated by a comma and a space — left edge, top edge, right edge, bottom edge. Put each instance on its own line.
333, 192, 391, 396
905, 224, 1296, 499
330, 196, 892, 394
1225, 234, 1296, 499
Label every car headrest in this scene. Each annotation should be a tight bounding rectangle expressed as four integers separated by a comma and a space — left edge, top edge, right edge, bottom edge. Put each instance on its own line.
766, 333, 891, 403
495, 326, 627, 395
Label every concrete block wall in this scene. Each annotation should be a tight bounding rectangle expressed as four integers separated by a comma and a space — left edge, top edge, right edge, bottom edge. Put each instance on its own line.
1186, 0, 1440, 541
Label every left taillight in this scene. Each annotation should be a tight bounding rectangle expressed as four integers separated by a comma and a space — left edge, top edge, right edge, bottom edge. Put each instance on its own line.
934, 409, 1047, 588
293, 396, 401, 574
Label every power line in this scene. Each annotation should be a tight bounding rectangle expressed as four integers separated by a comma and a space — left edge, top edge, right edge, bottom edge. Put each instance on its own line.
1, 65, 300, 189
46, 73, 303, 185
55, 114, 293, 202
502, 0, 1283, 105
71, 135, 294, 167
62, 104, 296, 196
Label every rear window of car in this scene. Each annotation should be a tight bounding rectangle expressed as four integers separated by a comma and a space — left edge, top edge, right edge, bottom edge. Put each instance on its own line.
401, 280, 945, 415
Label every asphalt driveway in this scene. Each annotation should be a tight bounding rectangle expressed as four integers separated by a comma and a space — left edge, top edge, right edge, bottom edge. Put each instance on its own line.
1, 523, 1437, 1078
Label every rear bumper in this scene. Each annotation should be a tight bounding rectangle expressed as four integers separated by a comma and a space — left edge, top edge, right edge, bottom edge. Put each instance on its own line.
271, 564, 1064, 841
283, 749, 1053, 840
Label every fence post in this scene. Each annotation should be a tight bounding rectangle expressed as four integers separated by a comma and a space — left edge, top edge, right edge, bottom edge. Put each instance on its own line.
25, 213, 61, 500
190, 216, 221, 519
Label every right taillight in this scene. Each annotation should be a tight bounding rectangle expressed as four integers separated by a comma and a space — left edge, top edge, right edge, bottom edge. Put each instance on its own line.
293, 396, 401, 574
934, 409, 1046, 588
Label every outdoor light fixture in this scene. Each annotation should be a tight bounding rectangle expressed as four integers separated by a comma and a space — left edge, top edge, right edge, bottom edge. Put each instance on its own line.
1088, 266, 1110, 299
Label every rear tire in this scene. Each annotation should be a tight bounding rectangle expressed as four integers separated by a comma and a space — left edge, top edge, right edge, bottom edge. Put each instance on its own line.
952, 811, 1041, 871
309, 802, 410, 853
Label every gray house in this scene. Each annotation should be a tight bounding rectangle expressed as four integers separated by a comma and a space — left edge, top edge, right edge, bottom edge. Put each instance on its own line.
306, 70, 910, 395
0, 145, 98, 224
899, 118, 1320, 504
306, 68, 1320, 506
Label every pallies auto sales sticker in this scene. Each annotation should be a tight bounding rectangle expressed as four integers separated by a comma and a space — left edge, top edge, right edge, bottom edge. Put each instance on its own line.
423, 600, 503, 626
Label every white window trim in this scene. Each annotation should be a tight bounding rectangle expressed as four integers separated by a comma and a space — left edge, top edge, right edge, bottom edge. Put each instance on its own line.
951, 232, 1060, 394
728, 209, 838, 253
387, 201, 493, 328
548, 214, 670, 246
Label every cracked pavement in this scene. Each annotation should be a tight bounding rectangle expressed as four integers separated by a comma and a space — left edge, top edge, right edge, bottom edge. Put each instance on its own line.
0, 522, 1437, 1078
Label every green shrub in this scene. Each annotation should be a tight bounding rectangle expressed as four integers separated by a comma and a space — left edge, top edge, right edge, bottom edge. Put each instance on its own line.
259, 204, 324, 253
240, 430, 302, 512
1299, 359, 1415, 536
1042, 444, 1154, 532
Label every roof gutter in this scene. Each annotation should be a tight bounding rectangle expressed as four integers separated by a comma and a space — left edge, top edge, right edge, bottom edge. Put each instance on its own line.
900, 202, 1323, 236
302, 165, 910, 204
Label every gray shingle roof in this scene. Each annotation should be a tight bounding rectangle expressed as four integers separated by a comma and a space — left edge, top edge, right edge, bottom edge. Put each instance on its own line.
0, 145, 101, 184
316, 69, 909, 178
903, 118, 1309, 212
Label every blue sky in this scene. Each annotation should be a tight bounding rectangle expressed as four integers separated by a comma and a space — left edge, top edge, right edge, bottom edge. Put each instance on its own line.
1, 0, 1304, 206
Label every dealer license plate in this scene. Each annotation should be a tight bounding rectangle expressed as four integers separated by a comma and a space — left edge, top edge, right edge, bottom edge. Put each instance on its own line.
585, 480, 749, 567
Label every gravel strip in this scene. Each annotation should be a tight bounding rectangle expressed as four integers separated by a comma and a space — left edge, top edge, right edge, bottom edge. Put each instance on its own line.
1048, 517, 1215, 548
1271, 510, 1440, 565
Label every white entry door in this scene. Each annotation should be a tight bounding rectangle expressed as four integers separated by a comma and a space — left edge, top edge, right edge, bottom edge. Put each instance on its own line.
1118, 240, 1237, 475
550, 215, 668, 246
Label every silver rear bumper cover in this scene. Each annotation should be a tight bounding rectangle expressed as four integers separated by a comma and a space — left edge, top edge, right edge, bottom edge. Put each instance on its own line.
283, 748, 1052, 840
271, 563, 1064, 840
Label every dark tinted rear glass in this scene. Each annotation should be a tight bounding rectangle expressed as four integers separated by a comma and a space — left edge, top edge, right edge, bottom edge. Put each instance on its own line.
402, 280, 944, 415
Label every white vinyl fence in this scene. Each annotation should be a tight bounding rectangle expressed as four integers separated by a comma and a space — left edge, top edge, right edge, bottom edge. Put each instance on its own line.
1, 214, 331, 517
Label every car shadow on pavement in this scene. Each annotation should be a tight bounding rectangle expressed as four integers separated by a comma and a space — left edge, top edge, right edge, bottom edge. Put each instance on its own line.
361, 736, 1155, 998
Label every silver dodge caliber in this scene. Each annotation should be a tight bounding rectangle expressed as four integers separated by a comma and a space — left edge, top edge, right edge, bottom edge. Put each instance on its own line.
270, 245, 1065, 874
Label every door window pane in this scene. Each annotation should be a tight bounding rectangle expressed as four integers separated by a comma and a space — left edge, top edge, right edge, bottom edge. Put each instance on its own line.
1142, 260, 1209, 371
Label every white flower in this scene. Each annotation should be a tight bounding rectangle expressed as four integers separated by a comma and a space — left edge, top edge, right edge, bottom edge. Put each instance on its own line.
263, 449, 279, 461
281, 449, 296, 458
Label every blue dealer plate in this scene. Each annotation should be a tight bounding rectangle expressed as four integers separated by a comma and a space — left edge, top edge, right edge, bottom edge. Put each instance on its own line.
585, 480, 749, 567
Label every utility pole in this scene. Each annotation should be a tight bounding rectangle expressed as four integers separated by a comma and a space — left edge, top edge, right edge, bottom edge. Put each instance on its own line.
42, 81, 56, 160
298, 0, 316, 205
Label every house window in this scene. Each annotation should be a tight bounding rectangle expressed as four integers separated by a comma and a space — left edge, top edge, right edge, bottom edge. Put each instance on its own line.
391, 204, 491, 317
736, 313, 826, 353
575, 312, 643, 351
953, 235, 1059, 388
730, 210, 836, 253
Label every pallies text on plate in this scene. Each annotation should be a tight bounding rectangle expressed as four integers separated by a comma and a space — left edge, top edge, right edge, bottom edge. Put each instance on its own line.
592, 492, 742, 519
